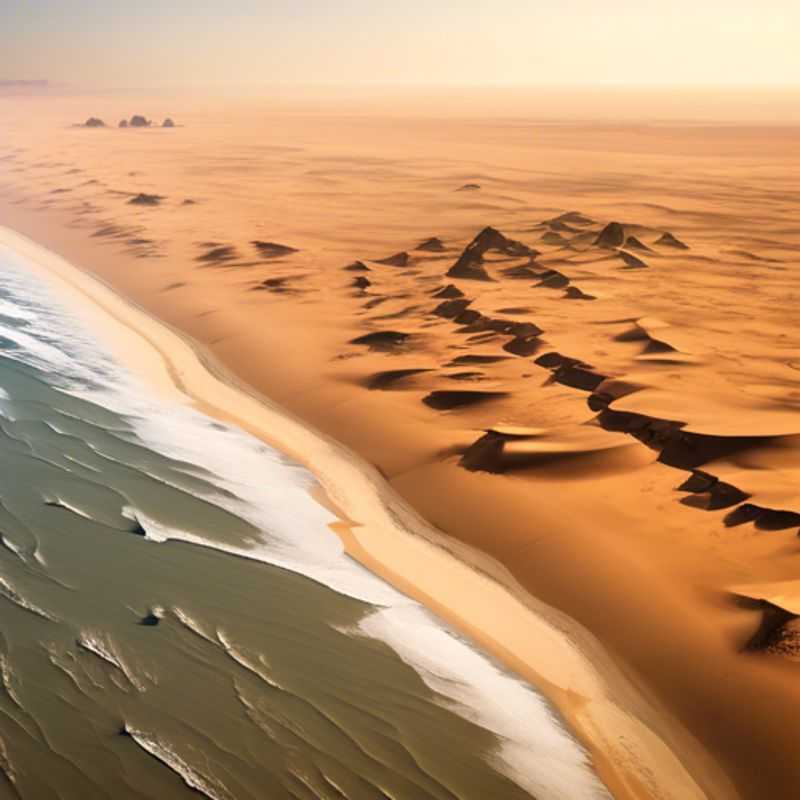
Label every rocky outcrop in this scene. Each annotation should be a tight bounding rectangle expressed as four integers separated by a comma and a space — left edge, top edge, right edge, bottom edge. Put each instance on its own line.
594, 222, 625, 248
655, 232, 689, 249
128, 193, 163, 206
446, 226, 533, 281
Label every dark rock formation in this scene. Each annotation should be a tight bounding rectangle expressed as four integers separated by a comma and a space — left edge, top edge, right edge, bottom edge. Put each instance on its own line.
367, 369, 432, 390
84, 117, 105, 128
448, 354, 509, 366
196, 245, 239, 264
619, 251, 648, 269
503, 335, 542, 357
128, 193, 163, 206
417, 237, 446, 252
422, 390, 508, 410
564, 286, 596, 300
350, 331, 409, 350
446, 227, 532, 281
459, 428, 543, 473
723, 505, 800, 531
553, 211, 594, 226
594, 222, 625, 248
431, 284, 464, 299
434, 298, 472, 319
552, 364, 606, 392
253, 277, 291, 293
537, 269, 570, 289
375, 252, 410, 267
655, 232, 689, 249
677, 471, 718, 493
624, 236, 651, 251
742, 600, 799, 652
129, 115, 150, 128
251, 241, 298, 259
162, 118, 175, 128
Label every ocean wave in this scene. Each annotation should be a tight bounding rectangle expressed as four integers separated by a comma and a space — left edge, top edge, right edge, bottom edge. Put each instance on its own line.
357, 606, 610, 800
216, 630, 284, 691
0, 575, 59, 622
0, 653, 24, 710
0, 296, 35, 322
0, 234, 611, 797
76, 631, 147, 692
126, 728, 233, 800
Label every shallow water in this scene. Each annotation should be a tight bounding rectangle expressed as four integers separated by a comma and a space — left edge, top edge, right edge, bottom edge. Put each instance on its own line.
0, 237, 609, 799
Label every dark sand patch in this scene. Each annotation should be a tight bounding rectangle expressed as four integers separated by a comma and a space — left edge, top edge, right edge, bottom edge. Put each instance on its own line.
366, 368, 433, 390
422, 390, 509, 410
350, 331, 410, 351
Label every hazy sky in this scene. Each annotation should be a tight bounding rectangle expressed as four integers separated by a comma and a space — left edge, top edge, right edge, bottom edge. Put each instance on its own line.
2, 1, 798, 88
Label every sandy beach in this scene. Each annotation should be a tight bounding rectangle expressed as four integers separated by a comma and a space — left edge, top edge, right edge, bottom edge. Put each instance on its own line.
1, 213, 716, 800
3, 87, 800, 797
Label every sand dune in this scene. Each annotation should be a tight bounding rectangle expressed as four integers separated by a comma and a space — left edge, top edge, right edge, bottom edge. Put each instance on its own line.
3, 94, 800, 798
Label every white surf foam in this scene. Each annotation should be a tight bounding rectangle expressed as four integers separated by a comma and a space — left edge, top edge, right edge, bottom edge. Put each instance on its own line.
0, 241, 612, 798
127, 729, 231, 800
358, 606, 609, 799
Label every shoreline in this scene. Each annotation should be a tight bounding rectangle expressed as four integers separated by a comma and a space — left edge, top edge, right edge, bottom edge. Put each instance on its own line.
0, 223, 728, 799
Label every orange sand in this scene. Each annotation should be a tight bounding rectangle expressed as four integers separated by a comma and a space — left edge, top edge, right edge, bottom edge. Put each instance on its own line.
2, 88, 800, 798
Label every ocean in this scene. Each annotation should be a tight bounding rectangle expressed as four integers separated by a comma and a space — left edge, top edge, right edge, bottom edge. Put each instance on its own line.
0, 233, 608, 800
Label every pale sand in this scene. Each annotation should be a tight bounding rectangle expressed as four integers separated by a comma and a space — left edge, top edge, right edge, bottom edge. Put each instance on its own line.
3, 90, 800, 797
0, 224, 726, 799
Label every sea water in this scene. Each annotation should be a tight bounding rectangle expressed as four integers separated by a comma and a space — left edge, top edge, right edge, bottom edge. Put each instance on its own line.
0, 234, 609, 799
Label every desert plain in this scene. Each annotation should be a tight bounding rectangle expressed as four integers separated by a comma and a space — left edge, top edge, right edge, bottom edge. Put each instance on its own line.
2, 86, 800, 798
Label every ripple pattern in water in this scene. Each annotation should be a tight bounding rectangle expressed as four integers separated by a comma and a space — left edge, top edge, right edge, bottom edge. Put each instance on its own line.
0, 239, 609, 799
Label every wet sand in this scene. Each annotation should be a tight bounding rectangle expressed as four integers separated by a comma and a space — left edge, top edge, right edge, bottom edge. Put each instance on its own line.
2, 87, 800, 797
2, 233, 611, 800
2, 220, 711, 800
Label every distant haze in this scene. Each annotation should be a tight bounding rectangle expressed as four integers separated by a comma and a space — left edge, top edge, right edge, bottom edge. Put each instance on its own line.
1, 1, 798, 89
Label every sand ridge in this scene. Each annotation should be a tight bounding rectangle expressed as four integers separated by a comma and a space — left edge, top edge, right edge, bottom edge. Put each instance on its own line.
2, 92, 800, 797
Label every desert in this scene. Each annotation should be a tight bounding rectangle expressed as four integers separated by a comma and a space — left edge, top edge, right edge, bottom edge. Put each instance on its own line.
1, 83, 800, 798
